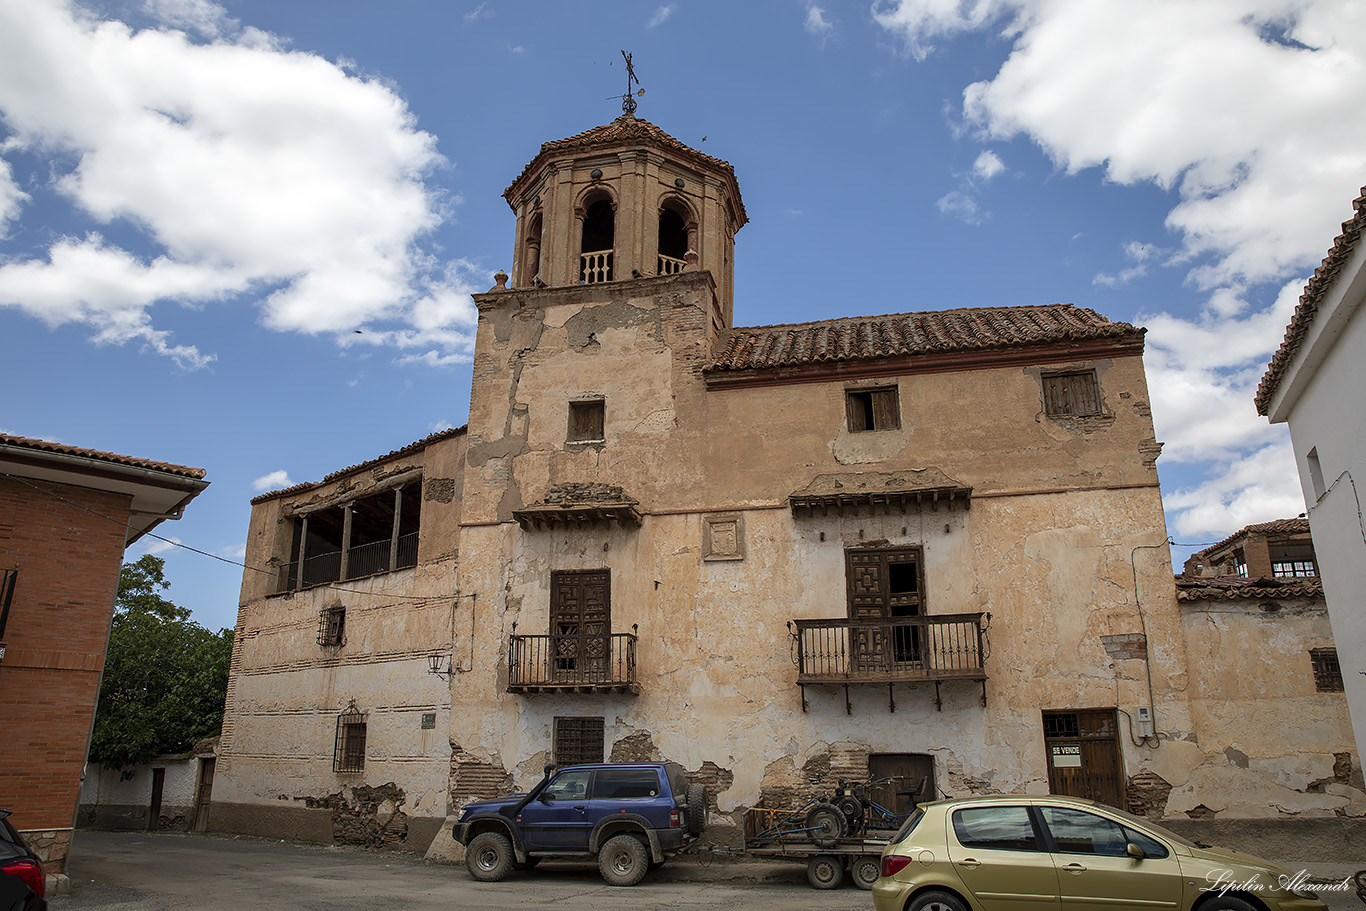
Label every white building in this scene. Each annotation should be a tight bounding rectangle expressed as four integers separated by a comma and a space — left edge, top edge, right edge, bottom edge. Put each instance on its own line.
1257, 186, 1366, 755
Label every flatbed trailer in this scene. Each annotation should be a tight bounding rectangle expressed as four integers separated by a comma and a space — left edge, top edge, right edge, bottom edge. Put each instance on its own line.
700, 806, 897, 890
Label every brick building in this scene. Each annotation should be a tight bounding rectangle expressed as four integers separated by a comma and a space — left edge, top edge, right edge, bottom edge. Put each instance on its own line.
0, 435, 207, 886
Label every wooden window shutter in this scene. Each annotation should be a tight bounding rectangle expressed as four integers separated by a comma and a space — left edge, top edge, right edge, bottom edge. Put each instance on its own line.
846, 392, 868, 432
871, 389, 900, 430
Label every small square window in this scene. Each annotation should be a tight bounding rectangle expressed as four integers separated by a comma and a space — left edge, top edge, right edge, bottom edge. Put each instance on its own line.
1043, 371, 1101, 416
846, 387, 900, 432
1311, 648, 1344, 693
568, 400, 605, 443
554, 716, 605, 764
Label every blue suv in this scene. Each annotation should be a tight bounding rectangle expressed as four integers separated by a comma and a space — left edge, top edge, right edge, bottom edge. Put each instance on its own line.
453, 762, 706, 886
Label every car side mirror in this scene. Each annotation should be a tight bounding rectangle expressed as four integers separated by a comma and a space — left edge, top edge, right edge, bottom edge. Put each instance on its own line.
1126, 843, 1146, 860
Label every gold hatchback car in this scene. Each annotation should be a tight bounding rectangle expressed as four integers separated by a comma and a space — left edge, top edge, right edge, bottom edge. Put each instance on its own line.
873, 795, 1329, 911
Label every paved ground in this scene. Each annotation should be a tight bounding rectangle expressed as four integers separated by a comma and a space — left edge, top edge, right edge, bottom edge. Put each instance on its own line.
52, 830, 1365, 910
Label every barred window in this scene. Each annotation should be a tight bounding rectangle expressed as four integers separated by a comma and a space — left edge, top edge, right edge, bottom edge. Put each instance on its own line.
334, 702, 367, 773
554, 716, 604, 765
318, 604, 345, 647
1311, 649, 1344, 693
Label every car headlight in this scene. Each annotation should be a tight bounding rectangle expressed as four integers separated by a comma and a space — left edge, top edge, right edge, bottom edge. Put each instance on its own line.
1286, 885, 1319, 900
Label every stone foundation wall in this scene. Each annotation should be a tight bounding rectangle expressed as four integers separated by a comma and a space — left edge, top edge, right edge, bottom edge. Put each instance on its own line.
77, 802, 194, 832
207, 800, 443, 854
18, 827, 69, 876
1160, 817, 1366, 864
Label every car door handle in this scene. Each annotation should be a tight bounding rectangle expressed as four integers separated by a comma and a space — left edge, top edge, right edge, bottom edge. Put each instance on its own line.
1061, 863, 1087, 874
956, 859, 981, 869
573, 805, 586, 811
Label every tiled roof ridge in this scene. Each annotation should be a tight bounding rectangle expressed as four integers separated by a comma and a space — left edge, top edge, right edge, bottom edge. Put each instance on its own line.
710, 303, 1141, 372
1190, 516, 1311, 559
1175, 574, 1323, 601
1256, 185, 1366, 414
503, 115, 747, 225
0, 433, 205, 480
250, 426, 467, 504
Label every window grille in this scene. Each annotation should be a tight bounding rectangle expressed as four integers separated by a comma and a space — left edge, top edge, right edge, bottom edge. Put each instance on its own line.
554, 716, 604, 765
1043, 371, 1101, 416
1041, 713, 1080, 739
1311, 649, 1344, 693
318, 605, 345, 647
334, 701, 367, 773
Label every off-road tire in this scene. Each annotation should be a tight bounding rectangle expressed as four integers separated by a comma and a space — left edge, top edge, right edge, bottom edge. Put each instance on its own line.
806, 854, 844, 889
850, 854, 881, 890
686, 783, 707, 835
598, 834, 650, 887
804, 802, 846, 848
909, 891, 969, 911
465, 831, 514, 882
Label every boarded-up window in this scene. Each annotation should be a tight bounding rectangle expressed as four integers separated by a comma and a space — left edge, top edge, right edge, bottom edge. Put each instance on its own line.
1311, 649, 1344, 692
333, 702, 367, 773
846, 387, 900, 432
568, 400, 605, 442
1043, 371, 1101, 416
554, 716, 605, 764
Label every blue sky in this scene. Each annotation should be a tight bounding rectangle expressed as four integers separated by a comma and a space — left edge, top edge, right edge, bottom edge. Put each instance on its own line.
2, 0, 1363, 631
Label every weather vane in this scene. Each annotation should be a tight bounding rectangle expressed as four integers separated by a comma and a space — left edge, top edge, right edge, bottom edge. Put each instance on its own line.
616, 49, 644, 115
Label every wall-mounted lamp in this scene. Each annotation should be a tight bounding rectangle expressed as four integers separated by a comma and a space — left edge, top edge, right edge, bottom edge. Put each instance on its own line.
427, 654, 454, 679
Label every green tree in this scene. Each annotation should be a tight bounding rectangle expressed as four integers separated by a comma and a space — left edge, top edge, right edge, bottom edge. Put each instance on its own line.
88, 555, 233, 773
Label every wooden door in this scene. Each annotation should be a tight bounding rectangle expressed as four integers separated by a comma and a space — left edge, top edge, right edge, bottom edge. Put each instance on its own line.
868, 753, 935, 818
147, 767, 165, 831
550, 570, 610, 682
193, 758, 215, 832
846, 548, 923, 673
1043, 708, 1124, 809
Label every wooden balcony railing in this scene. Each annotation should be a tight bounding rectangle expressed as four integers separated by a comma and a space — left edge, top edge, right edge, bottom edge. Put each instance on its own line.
580, 250, 613, 284
791, 613, 988, 712
276, 532, 419, 593
508, 631, 640, 694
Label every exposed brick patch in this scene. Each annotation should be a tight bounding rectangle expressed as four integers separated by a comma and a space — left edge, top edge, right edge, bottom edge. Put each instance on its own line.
1102, 633, 1148, 661
424, 478, 457, 503
1138, 439, 1164, 469
449, 743, 513, 809
609, 730, 660, 762
304, 783, 409, 847
1126, 770, 1173, 819
755, 744, 871, 809
687, 761, 734, 818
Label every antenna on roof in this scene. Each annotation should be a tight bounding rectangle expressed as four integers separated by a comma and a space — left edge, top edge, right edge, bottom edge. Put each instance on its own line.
609, 49, 644, 116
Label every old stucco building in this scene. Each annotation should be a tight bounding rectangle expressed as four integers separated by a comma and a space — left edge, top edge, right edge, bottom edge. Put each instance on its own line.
213, 115, 1363, 857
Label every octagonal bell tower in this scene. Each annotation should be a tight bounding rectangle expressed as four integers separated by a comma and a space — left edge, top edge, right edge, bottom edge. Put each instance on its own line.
501, 113, 748, 328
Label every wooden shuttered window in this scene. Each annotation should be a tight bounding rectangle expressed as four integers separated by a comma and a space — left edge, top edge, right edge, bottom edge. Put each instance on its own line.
568, 400, 605, 442
846, 387, 901, 432
1043, 371, 1101, 416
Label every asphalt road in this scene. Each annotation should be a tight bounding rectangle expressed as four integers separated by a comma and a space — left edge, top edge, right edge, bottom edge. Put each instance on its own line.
53, 830, 1365, 910
56, 830, 869, 911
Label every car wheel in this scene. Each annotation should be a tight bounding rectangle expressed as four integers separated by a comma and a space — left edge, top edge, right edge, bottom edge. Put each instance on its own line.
465, 831, 514, 882
598, 834, 649, 887
850, 854, 881, 890
804, 802, 846, 848
909, 890, 969, 911
1200, 899, 1259, 911
806, 854, 844, 889
686, 783, 707, 835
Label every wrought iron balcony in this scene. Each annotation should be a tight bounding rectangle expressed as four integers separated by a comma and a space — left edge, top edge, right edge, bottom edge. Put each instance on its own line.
790, 613, 988, 712
508, 631, 640, 694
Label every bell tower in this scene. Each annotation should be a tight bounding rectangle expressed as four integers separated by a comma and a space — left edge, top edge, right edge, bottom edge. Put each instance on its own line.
501, 113, 748, 327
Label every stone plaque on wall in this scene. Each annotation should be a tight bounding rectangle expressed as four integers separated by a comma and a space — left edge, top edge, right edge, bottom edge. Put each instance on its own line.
703, 514, 744, 562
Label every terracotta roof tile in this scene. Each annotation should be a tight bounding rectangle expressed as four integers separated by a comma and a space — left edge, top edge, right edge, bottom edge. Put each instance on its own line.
1256, 186, 1366, 414
0, 434, 205, 480
1175, 574, 1323, 602
250, 426, 466, 504
504, 115, 747, 226
707, 304, 1142, 372
1190, 517, 1310, 560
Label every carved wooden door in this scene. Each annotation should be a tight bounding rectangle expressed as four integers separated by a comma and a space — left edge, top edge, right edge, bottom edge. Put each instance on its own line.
846, 548, 923, 673
551, 570, 610, 683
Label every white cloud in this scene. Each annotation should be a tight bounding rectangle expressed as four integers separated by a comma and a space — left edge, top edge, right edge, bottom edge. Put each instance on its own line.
648, 5, 675, 28
142, 0, 237, 38
0, 0, 476, 368
875, 0, 1366, 541
464, 3, 493, 22
0, 157, 29, 235
972, 149, 1004, 181
143, 535, 182, 555
805, 3, 834, 40
937, 189, 981, 224
252, 469, 294, 492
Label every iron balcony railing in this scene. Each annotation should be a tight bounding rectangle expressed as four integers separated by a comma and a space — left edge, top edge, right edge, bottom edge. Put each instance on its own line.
507, 632, 640, 694
792, 613, 987, 685
276, 532, 419, 593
